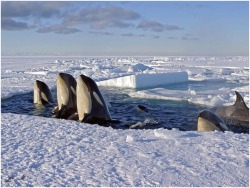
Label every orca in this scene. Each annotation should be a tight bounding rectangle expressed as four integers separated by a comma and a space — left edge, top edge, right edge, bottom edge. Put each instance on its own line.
76, 74, 112, 124
136, 105, 149, 113
197, 110, 228, 132
215, 91, 249, 132
33, 80, 54, 106
54, 73, 77, 119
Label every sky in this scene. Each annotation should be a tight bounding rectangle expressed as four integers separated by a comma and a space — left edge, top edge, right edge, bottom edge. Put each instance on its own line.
1, 1, 249, 56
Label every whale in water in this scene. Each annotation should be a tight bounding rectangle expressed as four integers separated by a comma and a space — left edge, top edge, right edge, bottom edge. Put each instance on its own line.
53, 73, 77, 119
197, 110, 228, 132
76, 74, 112, 124
215, 91, 249, 133
33, 80, 54, 106
136, 105, 149, 113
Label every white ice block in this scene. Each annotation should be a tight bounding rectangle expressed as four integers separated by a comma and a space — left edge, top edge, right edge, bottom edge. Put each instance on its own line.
97, 71, 188, 89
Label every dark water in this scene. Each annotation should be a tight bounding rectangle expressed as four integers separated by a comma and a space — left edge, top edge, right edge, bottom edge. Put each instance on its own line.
2, 78, 248, 132
1, 87, 207, 131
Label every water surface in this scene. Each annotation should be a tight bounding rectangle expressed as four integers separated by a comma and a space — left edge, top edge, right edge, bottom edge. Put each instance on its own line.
1, 80, 246, 131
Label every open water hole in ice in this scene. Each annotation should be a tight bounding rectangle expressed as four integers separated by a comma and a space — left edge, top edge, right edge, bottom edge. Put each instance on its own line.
1, 80, 244, 131
1, 90, 204, 131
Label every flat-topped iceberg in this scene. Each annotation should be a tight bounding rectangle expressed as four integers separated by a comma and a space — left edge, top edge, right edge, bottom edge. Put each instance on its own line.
97, 71, 188, 89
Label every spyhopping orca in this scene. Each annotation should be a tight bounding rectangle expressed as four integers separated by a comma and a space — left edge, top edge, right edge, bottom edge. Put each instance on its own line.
215, 91, 249, 132
53, 73, 77, 119
76, 74, 112, 124
197, 110, 228, 132
33, 80, 54, 106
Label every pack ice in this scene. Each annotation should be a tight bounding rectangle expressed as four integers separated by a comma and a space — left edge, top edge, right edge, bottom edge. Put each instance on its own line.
1, 56, 249, 187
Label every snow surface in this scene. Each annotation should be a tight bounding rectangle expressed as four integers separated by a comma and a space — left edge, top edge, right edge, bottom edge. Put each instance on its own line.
1, 56, 249, 186
1, 114, 249, 187
129, 86, 249, 107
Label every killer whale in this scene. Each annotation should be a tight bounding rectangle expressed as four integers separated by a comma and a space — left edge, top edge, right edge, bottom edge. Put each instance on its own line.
197, 110, 228, 132
33, 80, 54, 106
53, 73, 77, 119
215, 91, 249, 133
76, 74, 112, 124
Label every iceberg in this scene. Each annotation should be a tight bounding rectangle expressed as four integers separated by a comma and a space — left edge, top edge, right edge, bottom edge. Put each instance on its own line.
97, 71, 188, 89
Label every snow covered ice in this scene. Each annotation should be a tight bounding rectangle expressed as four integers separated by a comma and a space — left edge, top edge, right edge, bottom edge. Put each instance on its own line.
97, 71, 188, 89
1, 56, 249, 186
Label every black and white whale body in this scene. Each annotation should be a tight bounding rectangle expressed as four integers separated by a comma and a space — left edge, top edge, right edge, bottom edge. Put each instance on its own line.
197, 110, 228, 132
76, 74, 112, 124
215, 91, 249, 133
33, 80, 54, 106
53, 73, 77, 119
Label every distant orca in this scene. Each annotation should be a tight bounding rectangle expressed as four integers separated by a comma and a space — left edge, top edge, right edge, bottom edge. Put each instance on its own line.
197, 110, 228, 132
76, 74, 112, 124
53, 73, 77, 119
33, 80, 54, 106
215, 91, 249, 132
136, 105, 149, 113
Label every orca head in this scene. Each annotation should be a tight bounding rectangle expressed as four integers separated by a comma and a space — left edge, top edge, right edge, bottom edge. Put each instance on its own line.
57, 73, 76, 110
76, 74, 112, 122
34, 80, 53, 105
78, 74, 105, 108
198, 110, 228, 132
76, 75, 92, 121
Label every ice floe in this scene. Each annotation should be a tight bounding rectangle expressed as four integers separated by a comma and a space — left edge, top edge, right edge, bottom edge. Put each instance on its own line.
97, 71, 188, 89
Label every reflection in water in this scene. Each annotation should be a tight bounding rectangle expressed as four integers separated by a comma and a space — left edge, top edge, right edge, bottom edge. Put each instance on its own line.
33, 105, 55, 116
33, 106, 46, 116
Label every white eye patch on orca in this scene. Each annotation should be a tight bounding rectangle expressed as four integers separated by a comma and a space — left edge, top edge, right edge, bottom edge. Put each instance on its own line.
41, 91, 48, 102
71, 86, 76, 95
93, 91, 104, 106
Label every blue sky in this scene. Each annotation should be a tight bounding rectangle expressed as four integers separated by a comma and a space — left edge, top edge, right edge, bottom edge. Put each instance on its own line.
1, 1, 249, 56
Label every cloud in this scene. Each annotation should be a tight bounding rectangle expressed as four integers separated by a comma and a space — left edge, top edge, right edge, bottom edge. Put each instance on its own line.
2, 2, 184, 36
2, 18, 30, 30
89, 31, 114, 36
121, 33, 146, 37
138, 34, 145, 37
90, 20, 133, 29
2, 1, 71, 32
182, 36, 199, 40
166, 24, 183, 31
181, 33, 199, 40
152, 35, 160, 39
137, 20, 165, 32
2, 2, 141, 34
121, 33, 134, 37
137, 20, 183, 32
64, 5, 140, 29
168, 36, 178, 40
1, 1, 67, 18
37, 25, 81, 34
